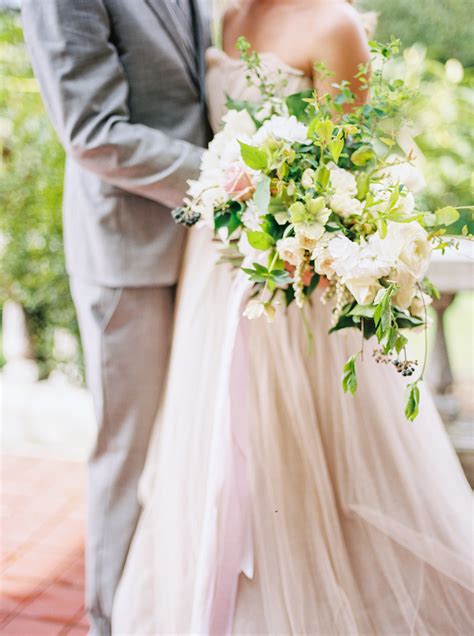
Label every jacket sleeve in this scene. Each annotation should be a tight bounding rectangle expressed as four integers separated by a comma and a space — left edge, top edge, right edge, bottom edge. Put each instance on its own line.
21, 0, 203, 209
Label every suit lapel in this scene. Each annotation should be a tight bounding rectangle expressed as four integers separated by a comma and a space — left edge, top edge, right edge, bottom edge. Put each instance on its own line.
144, 0, 200, 91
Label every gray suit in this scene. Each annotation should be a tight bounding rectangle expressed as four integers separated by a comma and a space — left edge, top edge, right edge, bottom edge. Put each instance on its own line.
21, 1, 211, 634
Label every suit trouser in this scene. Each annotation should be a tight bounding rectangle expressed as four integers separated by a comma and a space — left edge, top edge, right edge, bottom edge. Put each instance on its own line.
70, 279, 175, 636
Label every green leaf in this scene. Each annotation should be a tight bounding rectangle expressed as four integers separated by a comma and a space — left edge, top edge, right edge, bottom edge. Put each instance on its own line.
351, 145, 375, 167
395, 333, 408, 354
421, 277, 441, 300
435, 206, 460, 226
246, 230, 274, 251
314, 119, 335, 144
328, 137, 344, 163
253, 177, 271, 214
286, 89, 314, 121
405, 383, 420, 422
380, 137, 396, 147
239, 141, 268, 171
374, 284, 397, 339
342, 355, 358, 395
270, 269, 293, 285
356, 173, 370, 200
316, 165, 330, 190
349, 304, 375, 318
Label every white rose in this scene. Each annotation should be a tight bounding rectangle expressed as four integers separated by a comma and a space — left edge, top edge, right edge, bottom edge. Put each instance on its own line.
375, 221, 432, 279
276, 236, 304, 266
329, 193, 364, 218
312, 238, 335, 278
221, 109, 257, 140
253, 115, 309, 145
328, 163, 357, 196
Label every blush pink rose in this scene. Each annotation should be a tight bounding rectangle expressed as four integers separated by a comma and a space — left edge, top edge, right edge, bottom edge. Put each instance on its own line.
223, 164, 255, 202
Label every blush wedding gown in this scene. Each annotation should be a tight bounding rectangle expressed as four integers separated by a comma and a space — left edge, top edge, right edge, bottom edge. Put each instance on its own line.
112, 49, 473, 635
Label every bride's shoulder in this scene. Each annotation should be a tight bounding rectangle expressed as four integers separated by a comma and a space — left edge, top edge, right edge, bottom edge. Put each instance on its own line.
303, 1, 370, 71
307, 1, 367, 43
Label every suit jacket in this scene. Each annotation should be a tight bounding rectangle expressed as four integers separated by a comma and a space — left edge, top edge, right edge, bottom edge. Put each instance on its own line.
22, 0, 211, 286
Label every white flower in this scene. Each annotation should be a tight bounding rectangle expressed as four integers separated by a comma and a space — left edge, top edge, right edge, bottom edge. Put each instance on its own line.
301, 168, 315, 190
276, 236, 304, 266
290, 198, 331, 251
328, 163, 357, 196
241, 200, 264, 231
312, 236, 335, 279
390, 264, 417, 309
295, 223, 326, 250
326, 235, 394, 304
346, 279, 381, 305
221, 109, 257, 140
252, 115, 309, 145
383, 156, 426, 193
370, 179, 416, 217
372, 221, 432, 279
329, 193, 364, 218
243, 299, 265, 320
410, 291, 433, 319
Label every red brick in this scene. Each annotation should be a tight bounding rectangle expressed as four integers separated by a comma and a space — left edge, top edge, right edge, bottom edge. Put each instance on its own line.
64, 627, 88, 635
1, 549, 66, 583
0, 576, 44, 601
21, 583, 83, 623
57, 559, 85, 588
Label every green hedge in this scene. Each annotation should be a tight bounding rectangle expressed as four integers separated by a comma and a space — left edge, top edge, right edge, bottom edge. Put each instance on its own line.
359, 0, 473, 67
0, 11, 82, 378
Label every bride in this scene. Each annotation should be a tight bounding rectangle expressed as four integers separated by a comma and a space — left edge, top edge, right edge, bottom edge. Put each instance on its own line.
113, 1, 473, 633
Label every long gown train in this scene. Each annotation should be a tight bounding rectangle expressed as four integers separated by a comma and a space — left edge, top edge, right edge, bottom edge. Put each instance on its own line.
112, 49, 473, 635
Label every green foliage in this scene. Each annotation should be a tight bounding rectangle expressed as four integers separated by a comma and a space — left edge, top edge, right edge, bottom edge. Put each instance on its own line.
0, 11, 82, 379
359, 0, 474, 66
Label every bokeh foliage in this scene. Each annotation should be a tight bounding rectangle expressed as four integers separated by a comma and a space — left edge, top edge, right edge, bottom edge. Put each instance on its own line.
0, 11, 81, 377
359, 0, 474, 67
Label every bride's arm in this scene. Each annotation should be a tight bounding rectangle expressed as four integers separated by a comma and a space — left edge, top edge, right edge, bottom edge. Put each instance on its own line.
308, 3, 371, 109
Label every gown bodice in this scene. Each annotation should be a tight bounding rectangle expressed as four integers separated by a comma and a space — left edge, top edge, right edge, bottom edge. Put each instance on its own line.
205, 47, 313, 133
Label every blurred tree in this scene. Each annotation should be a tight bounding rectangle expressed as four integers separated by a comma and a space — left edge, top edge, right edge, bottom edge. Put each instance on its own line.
0, 11, 82, 379
359, 0, 473, 67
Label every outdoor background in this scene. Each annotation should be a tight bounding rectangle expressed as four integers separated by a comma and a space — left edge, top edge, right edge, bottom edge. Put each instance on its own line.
0, 1, 472, 633
0, 0, 473, 384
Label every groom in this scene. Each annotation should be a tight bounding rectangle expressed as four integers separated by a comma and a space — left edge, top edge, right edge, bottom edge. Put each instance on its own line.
22, 1, 210, 634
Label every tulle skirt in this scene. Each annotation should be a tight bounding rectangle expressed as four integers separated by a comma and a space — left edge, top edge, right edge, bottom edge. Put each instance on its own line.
113, 227, 473, 635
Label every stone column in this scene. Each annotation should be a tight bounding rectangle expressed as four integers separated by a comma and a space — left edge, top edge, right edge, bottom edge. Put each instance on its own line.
427, 292, 459, 421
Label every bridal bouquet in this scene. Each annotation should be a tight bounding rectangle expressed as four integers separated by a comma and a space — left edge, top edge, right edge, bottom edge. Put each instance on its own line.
174, 38, 468, 420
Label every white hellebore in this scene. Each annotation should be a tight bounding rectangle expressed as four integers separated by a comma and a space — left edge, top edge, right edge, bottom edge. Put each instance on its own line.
289, 198, 331, 250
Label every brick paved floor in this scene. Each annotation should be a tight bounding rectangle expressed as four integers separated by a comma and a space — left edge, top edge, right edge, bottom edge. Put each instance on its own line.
0, 455, 88, 635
